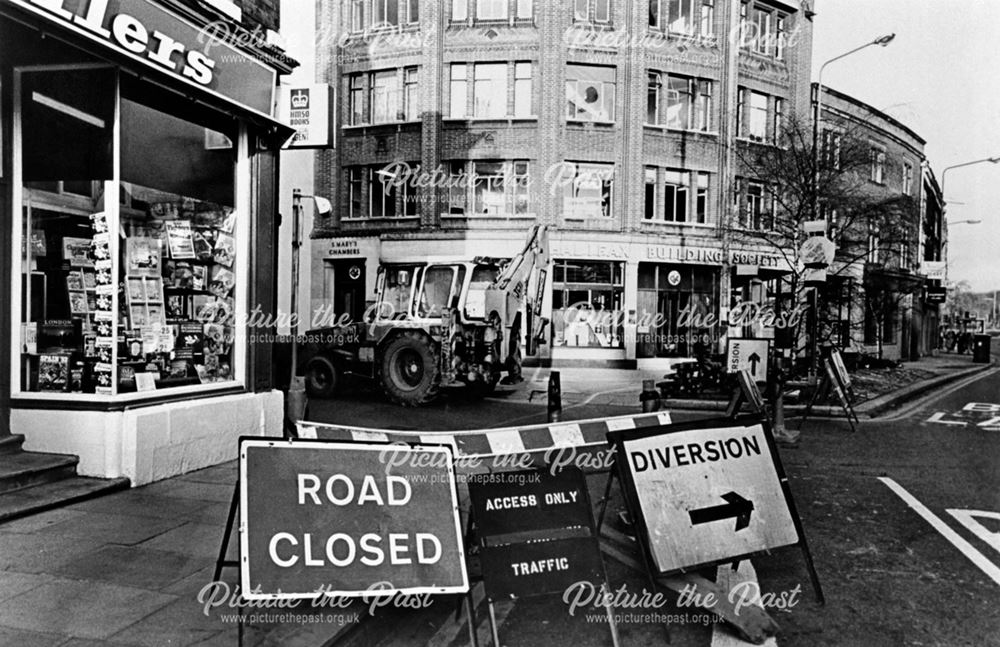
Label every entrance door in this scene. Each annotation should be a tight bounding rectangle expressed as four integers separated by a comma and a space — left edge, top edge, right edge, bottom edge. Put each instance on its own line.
325, 259, 366, 323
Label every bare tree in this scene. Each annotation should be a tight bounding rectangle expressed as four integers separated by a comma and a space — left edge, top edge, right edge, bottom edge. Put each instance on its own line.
727, 113, 920, 368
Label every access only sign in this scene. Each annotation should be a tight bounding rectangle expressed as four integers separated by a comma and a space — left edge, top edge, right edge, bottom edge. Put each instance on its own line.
239, 439, 468, 600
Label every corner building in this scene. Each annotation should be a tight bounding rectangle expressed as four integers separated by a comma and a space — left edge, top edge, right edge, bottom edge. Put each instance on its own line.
312, 0, 814, 367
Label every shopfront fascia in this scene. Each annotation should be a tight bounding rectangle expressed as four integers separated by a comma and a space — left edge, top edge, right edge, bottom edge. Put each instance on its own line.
550, 237, 790, 366
1, 0, 293, 484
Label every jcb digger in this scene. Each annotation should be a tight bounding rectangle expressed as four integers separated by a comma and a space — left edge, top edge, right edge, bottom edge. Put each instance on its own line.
300, 225, 550, 406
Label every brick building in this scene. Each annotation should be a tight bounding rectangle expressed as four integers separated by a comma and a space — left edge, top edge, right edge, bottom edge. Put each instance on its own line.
817, 86, 945, 361
309, 0, 815, 367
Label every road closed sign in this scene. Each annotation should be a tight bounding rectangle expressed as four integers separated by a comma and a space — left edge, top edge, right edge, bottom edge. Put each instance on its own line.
239, 439, 468, 600
610, 419, 801, 574
726, 338, 770, 383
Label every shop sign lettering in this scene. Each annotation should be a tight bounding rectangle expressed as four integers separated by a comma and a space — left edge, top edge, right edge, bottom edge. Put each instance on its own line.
328, 239, 362, 257
14, 0, 275, 114
24, 0, 216, 83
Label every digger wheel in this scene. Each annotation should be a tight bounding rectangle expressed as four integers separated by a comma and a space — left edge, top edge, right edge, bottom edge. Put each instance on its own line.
380, 331, 441, 406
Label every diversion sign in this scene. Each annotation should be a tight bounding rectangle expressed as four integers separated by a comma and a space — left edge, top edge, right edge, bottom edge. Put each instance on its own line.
610, 419, 802, 575
239, 439, 468, 600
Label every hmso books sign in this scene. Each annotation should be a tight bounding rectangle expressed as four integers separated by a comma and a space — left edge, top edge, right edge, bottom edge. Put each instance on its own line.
277, 84, 333, 148
239, 439, 468, 600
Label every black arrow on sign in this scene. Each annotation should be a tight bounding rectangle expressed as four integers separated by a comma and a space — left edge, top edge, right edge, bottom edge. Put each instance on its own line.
688, 491, 755, 531
747, 352, 761, 375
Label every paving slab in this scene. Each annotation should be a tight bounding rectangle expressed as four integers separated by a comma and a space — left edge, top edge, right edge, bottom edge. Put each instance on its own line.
58, 639, 146, 647
51, 544, 205, 591
0, 531, 106, 574
138, 521, 236, 560
66, 491, 214, 520
0, 624, 67, 647
161, 566, 220, 598
177, 464, 239, 486
40, 510, 185, 545
108, 595, 232, 647
0, 571, 54, 603
0, 508, 87, 533
134, 479, 237, 504
0, 579, 175, 640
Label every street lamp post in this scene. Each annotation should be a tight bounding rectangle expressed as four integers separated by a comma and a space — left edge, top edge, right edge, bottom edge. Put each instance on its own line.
940, 157, 1000, 205
807, 33, 895, 381
286, 190, 332, 436
812, 33, 895, 222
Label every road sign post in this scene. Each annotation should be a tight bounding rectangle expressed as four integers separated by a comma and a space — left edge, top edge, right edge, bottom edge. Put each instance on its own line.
467, 467, 620, 647
726, 338, 772, 384
801, 348, 859, 431
230, 437, 468, 600
606, 417, 824, 601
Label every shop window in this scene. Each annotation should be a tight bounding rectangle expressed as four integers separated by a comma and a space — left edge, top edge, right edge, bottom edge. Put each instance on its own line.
746, 181, 764, 229
666, 75, 693, 130
870, 148, 886, 184
370, 166, 399, 218
473, 63, 507, 118
450, 62, 527, 119
369, 69, 399, 123
403, 67, 420, 121
348, 74, 365, 125
636, 264, 720, 359
566, 64, 616, 122
646, 73, 661, 124
575, 0, 610, 23
448, 161, 469, 214
349, 0, 419, 31
644, 167, 657, 220
476, 0, 507, 20
514, 62, 533, 117
748, 91, 767, 141
451, 0, 468, 21
822, 129, 842, 169
448, 160, 531, 216
450, 64, 468, 118
696, 172, 709, 223
903, 161, 914, 195
551, 260, 624, 349
347, 167, 365, 219
700, 0, 715, 37
562, 162, 614, 219
15, 66, 243, 397
664, 170, 689, 222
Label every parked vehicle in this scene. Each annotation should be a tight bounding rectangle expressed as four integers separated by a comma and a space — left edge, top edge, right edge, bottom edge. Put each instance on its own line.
300, 226, 550, 406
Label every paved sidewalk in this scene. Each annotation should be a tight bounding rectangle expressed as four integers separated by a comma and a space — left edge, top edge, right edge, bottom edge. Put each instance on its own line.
0, 461, 360, 647
517, 353, 994, 417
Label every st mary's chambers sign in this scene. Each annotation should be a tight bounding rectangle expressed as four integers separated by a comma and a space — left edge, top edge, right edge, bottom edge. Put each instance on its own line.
8, 0, 275, 115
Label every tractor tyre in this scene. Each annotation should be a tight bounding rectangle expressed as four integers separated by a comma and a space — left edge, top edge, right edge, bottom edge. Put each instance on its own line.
380, 331, 441, 406
304, 355, 339, 399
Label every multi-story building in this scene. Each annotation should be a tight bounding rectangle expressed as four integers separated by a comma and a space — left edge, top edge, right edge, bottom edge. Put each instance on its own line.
307, 0, 815, 368
816, 85, 945, 361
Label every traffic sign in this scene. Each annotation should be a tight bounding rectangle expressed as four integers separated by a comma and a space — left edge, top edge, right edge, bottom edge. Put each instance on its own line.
726, 338, 770, 383
239, 438, 468, 600
609, 419, 801, 574
468, 467, 592, 537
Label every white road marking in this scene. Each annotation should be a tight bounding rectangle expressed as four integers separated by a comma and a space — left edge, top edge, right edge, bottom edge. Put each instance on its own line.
879, 478, 1000, 586
926, 412, 966, 425
947, 509, 1000, 555
877, 366, 1000, 423
710, 561, 777, 647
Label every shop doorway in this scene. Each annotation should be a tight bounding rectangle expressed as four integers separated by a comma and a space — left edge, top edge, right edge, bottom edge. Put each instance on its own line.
324, 259, 367, 323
